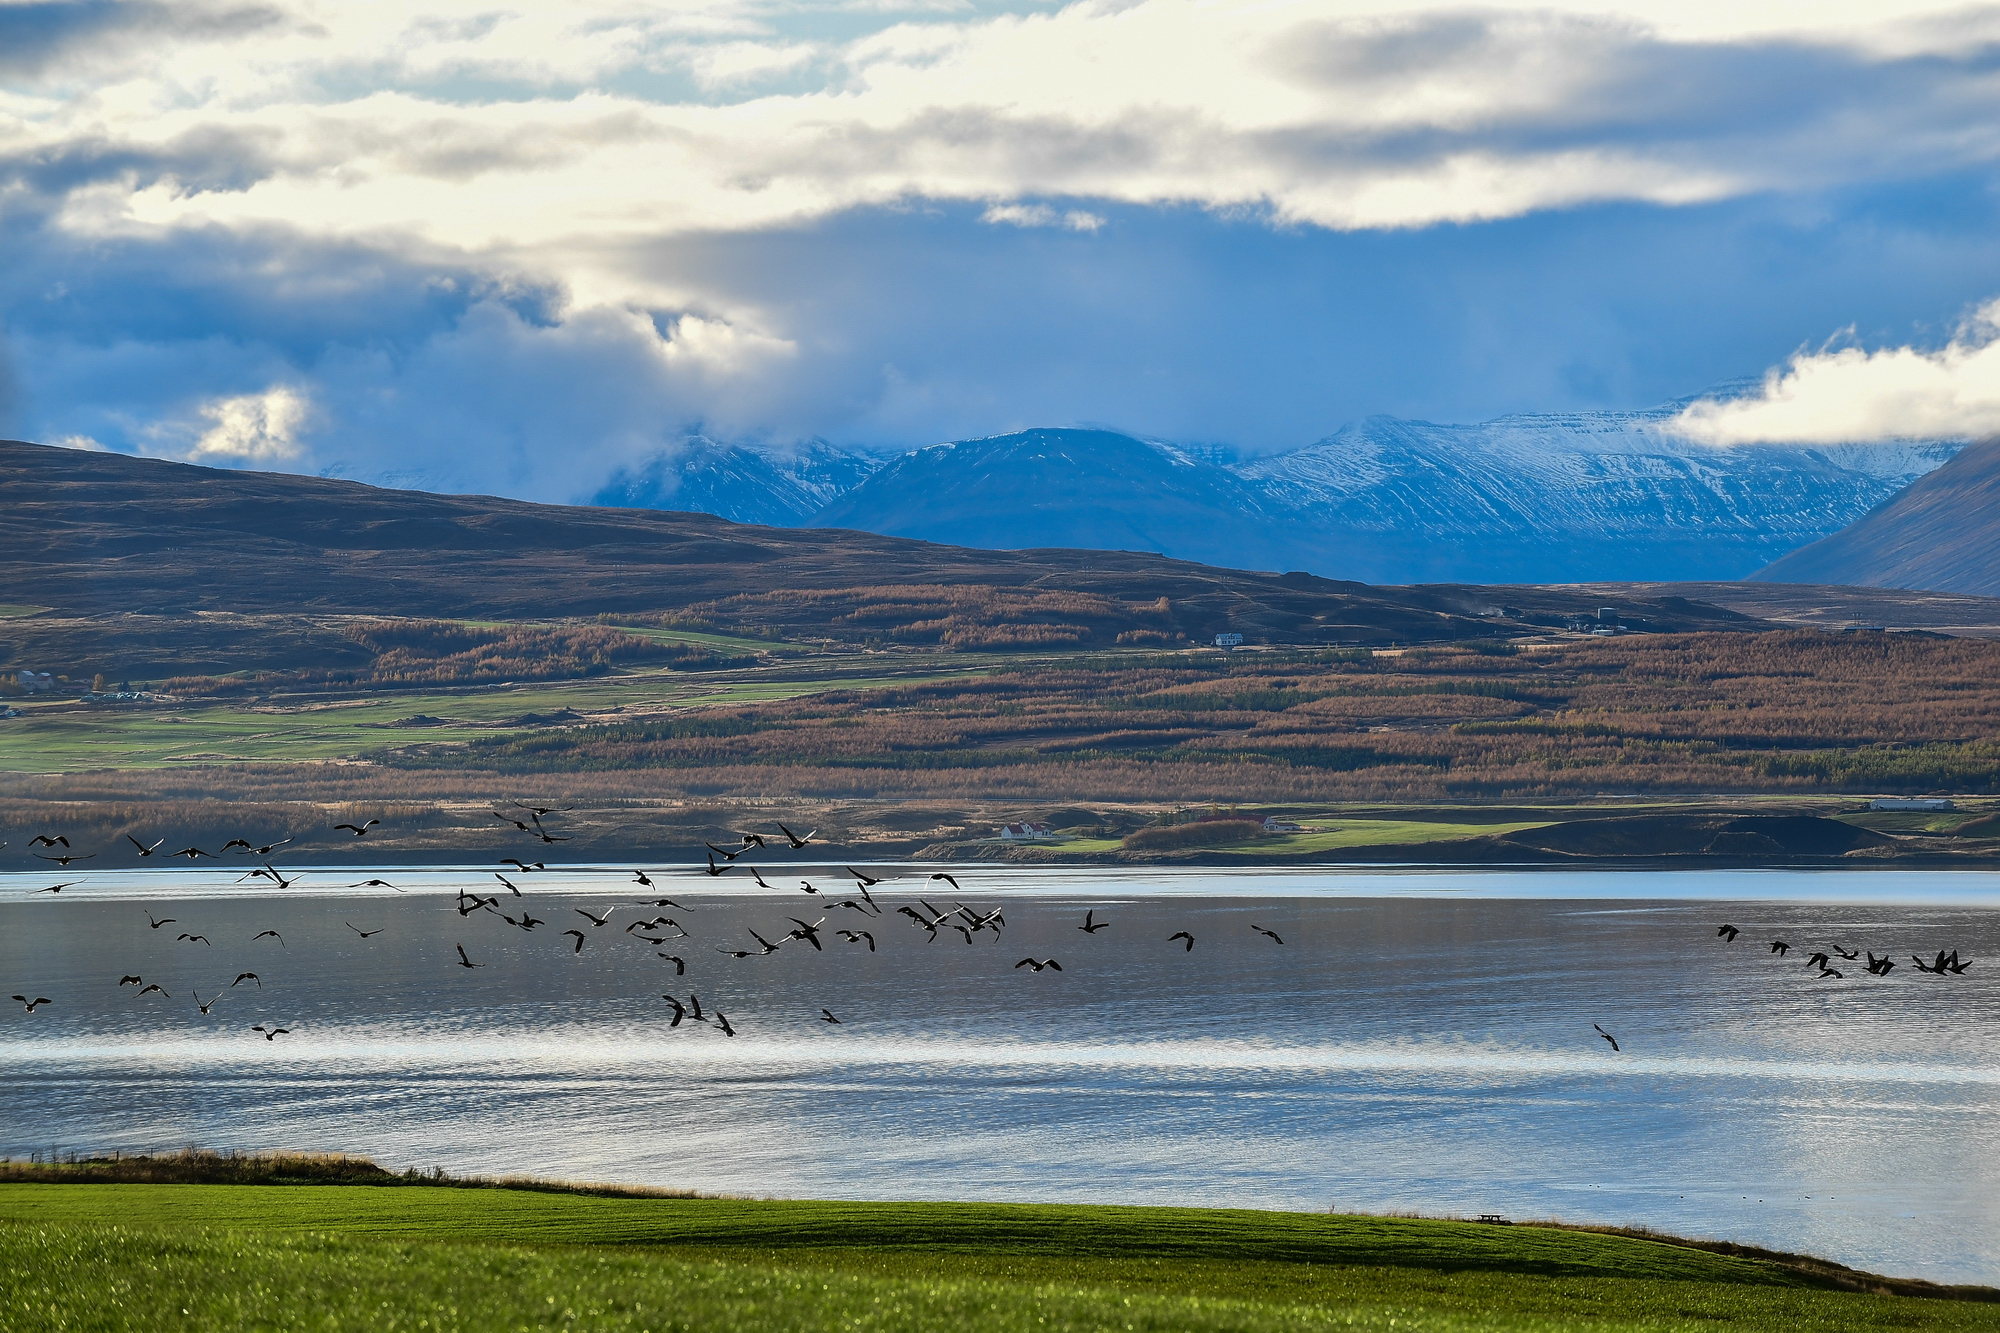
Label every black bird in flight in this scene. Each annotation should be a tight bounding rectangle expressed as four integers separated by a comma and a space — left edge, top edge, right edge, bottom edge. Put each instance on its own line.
1169, 931, 1195, 952
349, 879, 403, 892
171, 847, 212, 860
251, 1025, 290, 1041
686, 994, 706, 1021
820, 1008, 841, 1024
501, 859, 545, 873
232, 973, 260, 988
1078, 910, 1108, 934
704, 855, 727, 878
778, 823, 813, 849
929, 872, 960, 891
1832, 945, 1859, 960
29, 835, 69, 848
1716, 924, 1740, 941
1805, 952, 1831, 970
749, 867, 774, 889
713, 1012, 736, 1036
335, 819, 379, 837
13, 995, 52, 1011
632, 870, 656, 888
1769, 940, 1790, 956
787, 918, 826, 951
1594, 1024, 1620, 1052
36, 852, 94, 866
126, 835, 165, 857
119, 975, 143, 987
346, 922, 384, 938
1014, 958, 1062, 972
512, 800, 570, 817
35, 882, 79, 895
193, 990, 219, 1014
845, 866, 882, 887
502, 910, 545, 931
642, 897, 690, 911
454, 943, 482, 969
739, 833, 767, 850
797, 880, 819, 896
831, 898, 873, 915
562, 929, 587, 954
492, 812, 531, 832
716, 945, 756, 959
706, 842, 742, 861
495, 874, 524, 897
222, 838, 292, 855
253, 929, 285, 949
1867, 952, 1896, 976
527, 814, 570, 844
575, 906, 612, 928
136, 983, 168, 998
747, 928, 783, 955
146, 914, 175, 930
661, 995, 687, 1027
1815, 966, 1844, 979
1251, 924, 1284, 944
456, 892, 498, 917
836, 929, 875, 951
658, 954, 687, 975
177, 933, 211, 946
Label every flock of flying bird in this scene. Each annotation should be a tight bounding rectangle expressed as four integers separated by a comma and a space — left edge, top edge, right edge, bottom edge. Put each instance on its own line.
6, 804, 1980, 1050
1713, 922, 1976, 979
5, 803, 1314, 1041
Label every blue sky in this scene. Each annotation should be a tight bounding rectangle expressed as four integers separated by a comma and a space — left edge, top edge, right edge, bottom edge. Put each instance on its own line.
5, 0, 2000, 501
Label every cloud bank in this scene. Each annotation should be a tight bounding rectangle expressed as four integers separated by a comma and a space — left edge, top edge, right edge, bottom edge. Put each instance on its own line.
1674, 301, 2000, 445
7, 0, 2000, 496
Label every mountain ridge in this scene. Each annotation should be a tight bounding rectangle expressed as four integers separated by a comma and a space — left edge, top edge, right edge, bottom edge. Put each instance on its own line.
592, 400, 1959, 584
1751, 438, 2000, 596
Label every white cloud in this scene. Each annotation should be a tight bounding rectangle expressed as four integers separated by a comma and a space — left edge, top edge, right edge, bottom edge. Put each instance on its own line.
13, 0, 2000, 278
184, 385, 314, 462
1672, 301, 2000, 445
982, 203, 1104, 230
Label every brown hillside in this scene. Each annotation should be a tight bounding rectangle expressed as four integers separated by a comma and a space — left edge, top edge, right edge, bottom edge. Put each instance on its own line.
0, 440, 1756, 649
1753, 437, 2000, 595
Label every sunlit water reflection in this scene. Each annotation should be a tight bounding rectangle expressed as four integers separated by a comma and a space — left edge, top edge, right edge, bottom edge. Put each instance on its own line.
2, 864, 1995, 1283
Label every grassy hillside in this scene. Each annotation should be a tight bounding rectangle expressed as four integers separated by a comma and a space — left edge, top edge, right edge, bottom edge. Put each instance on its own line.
2, 1183, 1994, 1333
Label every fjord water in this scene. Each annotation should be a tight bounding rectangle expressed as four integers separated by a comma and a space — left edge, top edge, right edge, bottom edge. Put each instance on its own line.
2, 866, 1995, 1284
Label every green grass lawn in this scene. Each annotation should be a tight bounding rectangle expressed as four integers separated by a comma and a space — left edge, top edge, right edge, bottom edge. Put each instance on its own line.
1230, 819, 1555, 855
1, 1186, 1992, 1332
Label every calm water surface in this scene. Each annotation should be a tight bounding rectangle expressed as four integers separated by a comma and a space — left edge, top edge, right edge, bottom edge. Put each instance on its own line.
2, 864, 1995, 1283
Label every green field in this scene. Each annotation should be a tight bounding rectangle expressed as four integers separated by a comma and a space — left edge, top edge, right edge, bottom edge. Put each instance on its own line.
1, 1185, 1992, 1332
0, 660, 995, 772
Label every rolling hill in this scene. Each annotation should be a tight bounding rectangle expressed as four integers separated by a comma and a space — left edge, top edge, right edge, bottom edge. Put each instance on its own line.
0, 439, 1762, 679
1752, 438, 2000, 596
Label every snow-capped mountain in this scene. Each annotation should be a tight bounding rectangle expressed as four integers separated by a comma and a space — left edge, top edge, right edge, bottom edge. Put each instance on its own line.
589, 398, 1963, 583
1240, 405, 1958, 581
593, 437, 885, 527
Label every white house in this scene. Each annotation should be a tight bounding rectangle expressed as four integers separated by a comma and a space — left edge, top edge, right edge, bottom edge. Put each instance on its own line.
998, 822, 1054, 840
1262, 816, 1306, 833
17, 671, 53, 693
1214, 633, 1244, 649
1869, 798, 1956, 811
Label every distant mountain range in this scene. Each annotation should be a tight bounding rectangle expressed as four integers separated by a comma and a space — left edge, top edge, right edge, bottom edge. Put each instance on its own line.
594, 399, 1960, 584
1753, 438, 2000, 597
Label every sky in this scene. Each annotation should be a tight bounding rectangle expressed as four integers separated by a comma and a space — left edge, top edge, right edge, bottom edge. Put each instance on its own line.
6, 0, 2000, 501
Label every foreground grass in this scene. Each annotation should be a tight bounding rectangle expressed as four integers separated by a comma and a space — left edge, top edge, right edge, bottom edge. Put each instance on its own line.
2, 1184, 1994, 1332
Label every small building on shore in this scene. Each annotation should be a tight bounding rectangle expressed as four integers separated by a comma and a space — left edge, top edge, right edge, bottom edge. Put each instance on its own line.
998, 821, 1054, 840
1262, 816, 1306, 833
1869, 797, 1956, 812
